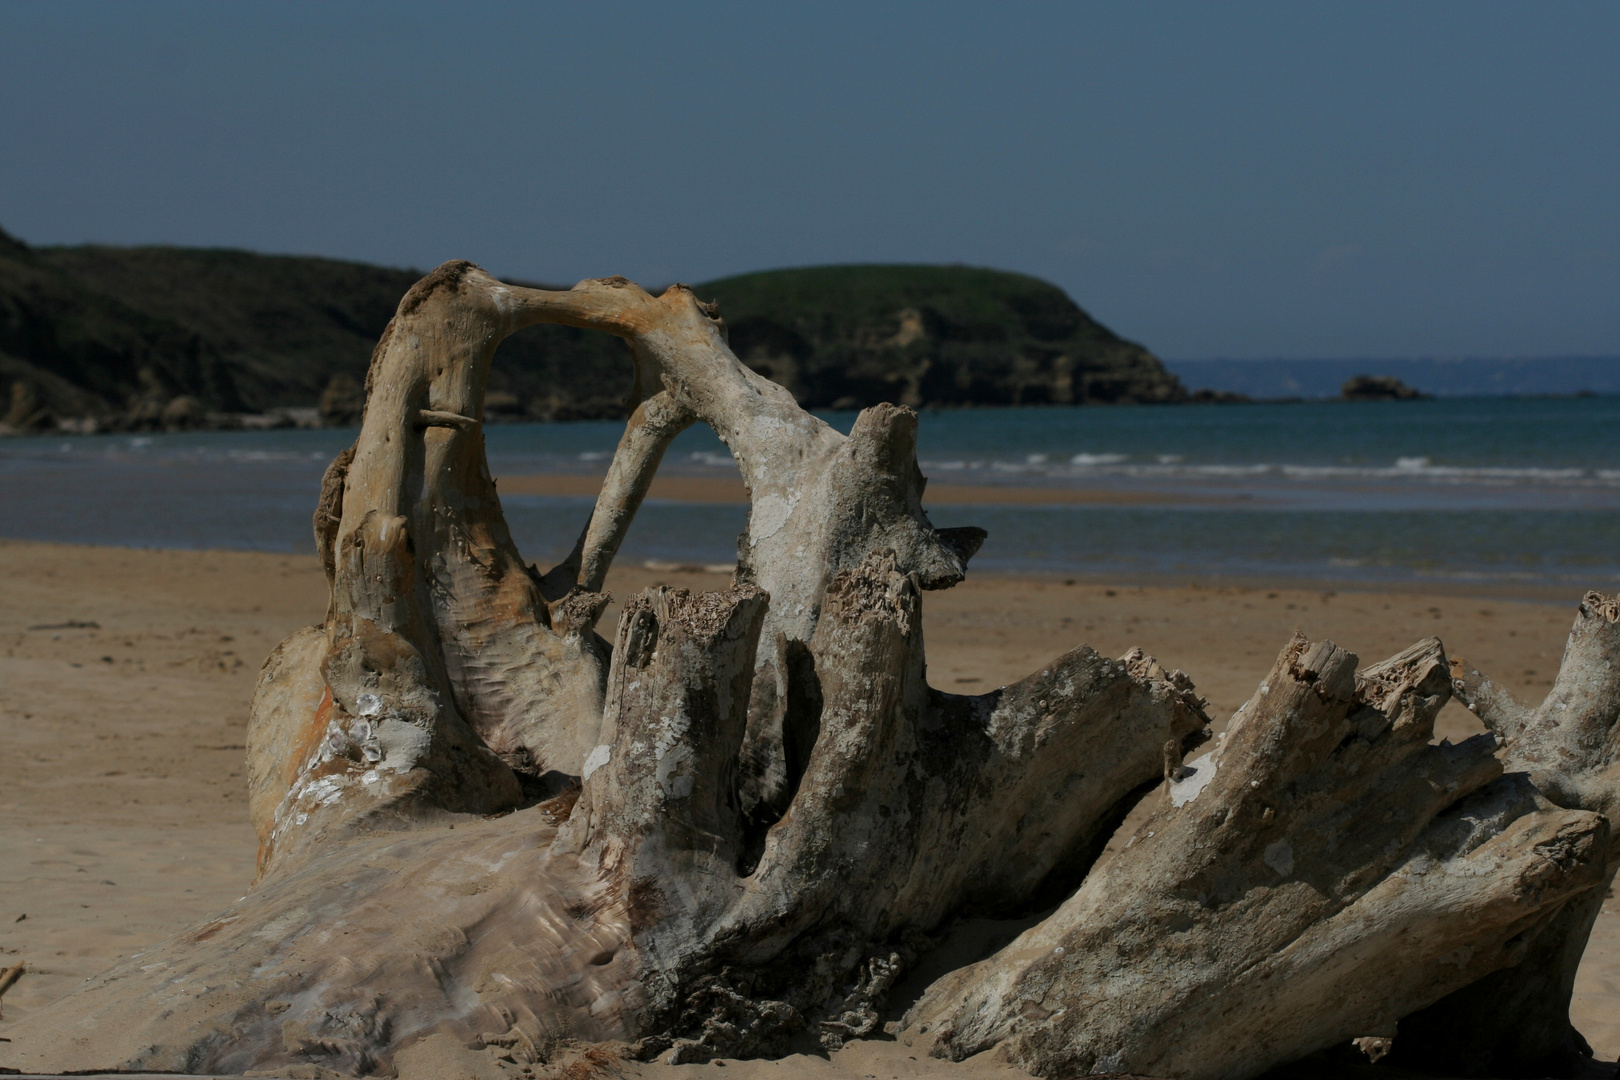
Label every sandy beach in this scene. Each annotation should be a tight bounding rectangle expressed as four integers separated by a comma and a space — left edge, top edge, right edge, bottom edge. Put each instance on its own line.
1, 538, 1615, 1076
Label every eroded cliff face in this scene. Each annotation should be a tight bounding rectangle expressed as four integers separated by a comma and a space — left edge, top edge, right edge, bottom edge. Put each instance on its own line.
0, 230, 1185, 435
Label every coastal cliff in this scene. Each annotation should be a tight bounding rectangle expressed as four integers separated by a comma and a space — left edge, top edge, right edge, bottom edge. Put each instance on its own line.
0, 227, 1186, 432
703, 264, 1184, 409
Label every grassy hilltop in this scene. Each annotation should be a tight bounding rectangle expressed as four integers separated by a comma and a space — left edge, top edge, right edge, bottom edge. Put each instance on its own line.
0, 227, 1186, 431
705, 263, 1182, 409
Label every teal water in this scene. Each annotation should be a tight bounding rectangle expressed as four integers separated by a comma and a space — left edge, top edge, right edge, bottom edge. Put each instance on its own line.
3, 397, 1617, 588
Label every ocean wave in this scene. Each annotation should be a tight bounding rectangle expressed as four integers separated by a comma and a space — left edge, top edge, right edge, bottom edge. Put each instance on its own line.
5, 429, 1615, 492
915, 455, 1620, 488
913, 453, 1620, 488
0, 441, 338, 466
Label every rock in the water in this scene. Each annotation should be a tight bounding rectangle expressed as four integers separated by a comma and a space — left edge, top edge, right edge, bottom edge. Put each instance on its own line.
1340, 374, 1428, 401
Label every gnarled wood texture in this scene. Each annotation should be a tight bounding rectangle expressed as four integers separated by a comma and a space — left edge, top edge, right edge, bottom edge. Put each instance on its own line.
902, 633, 1610, 1080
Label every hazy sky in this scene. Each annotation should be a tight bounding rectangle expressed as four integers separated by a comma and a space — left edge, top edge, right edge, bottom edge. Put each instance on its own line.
2, 2, 1615, 360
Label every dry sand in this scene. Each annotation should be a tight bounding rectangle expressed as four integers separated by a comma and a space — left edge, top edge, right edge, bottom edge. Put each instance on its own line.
1, 538, 1615, 1076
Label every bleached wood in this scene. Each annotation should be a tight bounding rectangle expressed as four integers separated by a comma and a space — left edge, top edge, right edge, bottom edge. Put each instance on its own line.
901, 634, 1611, 1080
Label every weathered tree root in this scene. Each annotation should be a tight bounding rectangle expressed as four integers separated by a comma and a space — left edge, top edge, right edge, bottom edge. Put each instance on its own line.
560, 553, 1208, 1062
6, 262, 1618, 1080
902, 631, 1613, 1080
0, 264, 1201, 1074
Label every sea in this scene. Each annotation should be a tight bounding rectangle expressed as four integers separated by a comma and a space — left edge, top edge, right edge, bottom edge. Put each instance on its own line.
3, 396, 1618, 591
1164, 356, 1620, 400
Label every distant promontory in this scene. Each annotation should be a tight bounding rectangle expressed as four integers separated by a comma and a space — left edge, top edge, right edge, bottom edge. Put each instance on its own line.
0, 227, 1189, 433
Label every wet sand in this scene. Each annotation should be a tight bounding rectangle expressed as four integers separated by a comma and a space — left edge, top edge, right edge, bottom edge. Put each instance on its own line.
1, 539, 1615, 1075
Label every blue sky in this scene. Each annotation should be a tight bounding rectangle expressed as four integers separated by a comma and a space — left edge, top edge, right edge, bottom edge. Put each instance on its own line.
1, 1, 1615, 360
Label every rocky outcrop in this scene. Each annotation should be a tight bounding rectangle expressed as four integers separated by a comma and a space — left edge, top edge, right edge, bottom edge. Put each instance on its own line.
1, 380, 52, 433
1341, 374, 1428, 401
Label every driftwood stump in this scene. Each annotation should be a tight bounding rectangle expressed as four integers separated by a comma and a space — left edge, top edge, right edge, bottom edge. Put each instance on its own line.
4, 263, 1617, 1080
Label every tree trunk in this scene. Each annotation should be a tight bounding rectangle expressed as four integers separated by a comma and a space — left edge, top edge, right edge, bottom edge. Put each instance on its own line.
5, 263, 1617, 1080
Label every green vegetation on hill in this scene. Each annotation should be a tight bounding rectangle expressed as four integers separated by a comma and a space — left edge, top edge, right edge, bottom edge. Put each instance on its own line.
4, 246, 420, 421
0, 231, 633, 428
0, 226, 1187, 433
705, 263, 1184, 408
